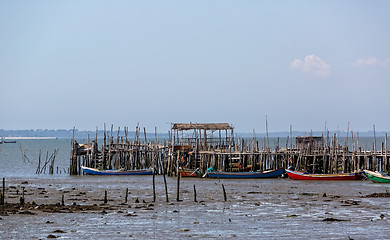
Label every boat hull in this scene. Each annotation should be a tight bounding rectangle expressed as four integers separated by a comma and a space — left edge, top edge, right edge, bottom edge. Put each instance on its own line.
364, 170, 390, 183
81, 166, 152, 176
180, 169, 200, 177
286, 170, 363, 180
207, 168, 284, 179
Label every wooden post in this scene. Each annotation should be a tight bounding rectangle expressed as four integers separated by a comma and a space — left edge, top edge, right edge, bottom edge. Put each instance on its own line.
152, 153, 156, 202
1, 178, 4, 205
193, 184, 197, 202
162, 155, 169, 202
176, 158, 181, 202
222, 184, 227, 201
20, 186, 25, 205
125, 188, 128, 203
104, 190, 108, 204
61, 194, 65, 206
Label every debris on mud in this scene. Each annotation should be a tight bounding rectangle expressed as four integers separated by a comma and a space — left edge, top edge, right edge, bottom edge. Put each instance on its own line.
364, 193, 390, 198
322, 218, 350, 222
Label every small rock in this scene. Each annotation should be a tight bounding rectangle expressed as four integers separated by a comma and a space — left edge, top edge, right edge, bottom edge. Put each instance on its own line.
380, 214, 385, 219
322, 218, 348, 222
47, 234, 57, 239
53, 230, 67, 233
135, 198, 139, 203
21, 181, 28, 184
125, 213, 138, 217
323, 193, 327, 197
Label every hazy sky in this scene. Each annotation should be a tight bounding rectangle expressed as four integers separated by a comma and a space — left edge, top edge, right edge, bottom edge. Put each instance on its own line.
1, 1, 389, 133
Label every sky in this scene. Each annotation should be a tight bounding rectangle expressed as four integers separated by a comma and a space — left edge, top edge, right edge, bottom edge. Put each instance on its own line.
1, 0, 389, 133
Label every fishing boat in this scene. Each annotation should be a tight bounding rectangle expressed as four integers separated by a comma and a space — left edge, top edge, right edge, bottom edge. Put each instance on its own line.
364, 170, 390, 183
286, 169, 363, 180
81, 166, 153, 176
206, 167, 284, 179
180, 168, 200, 177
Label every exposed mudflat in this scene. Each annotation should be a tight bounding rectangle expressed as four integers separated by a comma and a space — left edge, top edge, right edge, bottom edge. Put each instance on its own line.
1, 176, 390, 239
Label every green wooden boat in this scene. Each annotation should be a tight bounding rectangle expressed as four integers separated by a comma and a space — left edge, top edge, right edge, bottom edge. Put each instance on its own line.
364, 170, 390, 183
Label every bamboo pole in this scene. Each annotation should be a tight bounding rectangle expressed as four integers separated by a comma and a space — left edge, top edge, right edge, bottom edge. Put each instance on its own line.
385, 133, 388, 172
373, 124, 377, 170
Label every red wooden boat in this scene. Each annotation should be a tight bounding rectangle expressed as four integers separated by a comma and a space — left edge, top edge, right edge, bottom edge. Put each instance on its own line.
286, 169, 363, 180
180, 168, 200, 177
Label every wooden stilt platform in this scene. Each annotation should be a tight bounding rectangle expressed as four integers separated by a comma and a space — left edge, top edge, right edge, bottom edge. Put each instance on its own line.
70, 123, 390, 175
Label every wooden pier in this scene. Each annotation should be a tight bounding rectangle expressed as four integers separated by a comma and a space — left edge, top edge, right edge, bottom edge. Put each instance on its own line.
70, 123, 390, 175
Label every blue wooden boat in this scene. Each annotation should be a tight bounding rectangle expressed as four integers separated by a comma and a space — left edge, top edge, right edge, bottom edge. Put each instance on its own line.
81, 166, 153, 176
206, 167, 284, 179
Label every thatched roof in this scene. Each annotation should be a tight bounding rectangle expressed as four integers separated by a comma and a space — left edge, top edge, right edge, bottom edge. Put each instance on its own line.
172, 123, 233, 131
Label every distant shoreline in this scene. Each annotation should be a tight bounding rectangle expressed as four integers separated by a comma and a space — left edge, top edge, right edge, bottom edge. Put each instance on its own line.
2, 137, 58, 140
0, 129, 388, 139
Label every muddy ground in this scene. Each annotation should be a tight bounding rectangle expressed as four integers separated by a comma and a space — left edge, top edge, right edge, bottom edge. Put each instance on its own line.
0, 176, 389, 239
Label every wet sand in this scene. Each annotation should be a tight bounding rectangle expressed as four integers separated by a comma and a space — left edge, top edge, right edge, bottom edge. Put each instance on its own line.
1, 176, 390, 239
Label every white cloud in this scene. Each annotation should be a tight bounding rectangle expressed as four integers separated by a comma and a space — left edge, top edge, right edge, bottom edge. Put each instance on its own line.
352, 57, 390, 67
290, 54, 331, 76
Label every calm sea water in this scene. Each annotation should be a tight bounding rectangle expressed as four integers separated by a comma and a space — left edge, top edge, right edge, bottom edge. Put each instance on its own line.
0, 137, 386, 178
